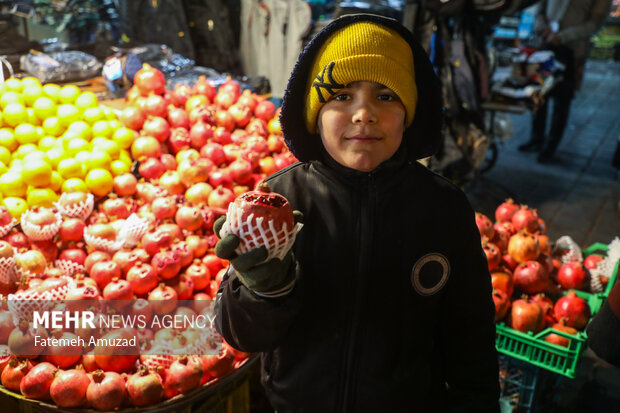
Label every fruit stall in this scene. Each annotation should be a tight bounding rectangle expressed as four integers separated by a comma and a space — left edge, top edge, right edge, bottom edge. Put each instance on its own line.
0, 64, 293, 411
0, 61, 618, 413
475, 201, 620, 410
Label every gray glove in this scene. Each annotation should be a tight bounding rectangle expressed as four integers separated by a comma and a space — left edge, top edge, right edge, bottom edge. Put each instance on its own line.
214, 212, 302, 293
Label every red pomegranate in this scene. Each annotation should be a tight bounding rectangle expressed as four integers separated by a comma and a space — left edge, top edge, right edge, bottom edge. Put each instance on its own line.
557, 262, 589, 290
495, 198, 519, 223
510, 297, 543, 333
94, 329, 139, 373
544, 319, 578, 347
58, 248, 87, 266
185, 260, 212, 290
175, 205, 204, 231
59, 218, 86, 242
8, 322, 48, 357
475, 212, 495, 240
126, 366, 164, 407
164, 355, 203, 397
492, 289, 510, 322
530, 293, 556, 329
1, 358, 33, 391
86, 370, 127, 411
192, 75, 216, 100
0, 312, 14, 343
491, 270, 514, 297
42, 330, 82, 368
513, 260, 548, 294
142, 116, 170, 142
50, 368, 91, 407
202, 351, 235, 378
511, 206, 540, 234
84, 251, 111, 272
553, 291, 591, 330
113, 173, 138, 196
583, 254, 604, 270
482, 240, 501, 272
127, 263, 159, 295
225, 183, 294, 250
508, 231, 540, 263
148, 283, 178, 315
134, 64, 165, 95
20, 361, 57, 400
89, 260, 121, 290
103, 278, 134, 308
165, 274, 194, 300
151, 250, 182, 279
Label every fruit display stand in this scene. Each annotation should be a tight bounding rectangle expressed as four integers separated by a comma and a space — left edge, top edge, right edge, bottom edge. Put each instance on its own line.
495, 242, 619, 379
0, 65, 295, 412
0, 355, 258, 413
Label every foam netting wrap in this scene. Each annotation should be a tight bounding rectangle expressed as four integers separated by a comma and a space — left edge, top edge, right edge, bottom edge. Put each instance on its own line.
552, 236, 583, 264
141, 346, 177, 370
118, 213, 150, 248
0, 218, 16, 238
56, 193, 94, 220
55, 259, 87, 277
0, 256, 17, 286
219, 203, 303, 262
8, 276, 75, 325
83, 229, 125, 253
20, 209, 63, 241
589, 237, 620, 293
183, 327, 223, 356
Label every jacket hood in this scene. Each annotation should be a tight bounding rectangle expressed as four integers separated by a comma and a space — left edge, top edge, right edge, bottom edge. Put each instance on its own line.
280, 14, 443, 163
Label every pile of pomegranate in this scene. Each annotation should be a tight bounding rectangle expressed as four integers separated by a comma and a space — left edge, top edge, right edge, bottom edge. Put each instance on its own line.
0, 65, 297, 409
477, 199, 607, 348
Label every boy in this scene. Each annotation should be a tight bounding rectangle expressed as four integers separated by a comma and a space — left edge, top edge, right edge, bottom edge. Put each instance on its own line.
215, 14, 500, 412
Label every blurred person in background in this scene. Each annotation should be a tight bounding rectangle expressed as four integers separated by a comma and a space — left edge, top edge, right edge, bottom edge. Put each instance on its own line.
518, 0, 612, 163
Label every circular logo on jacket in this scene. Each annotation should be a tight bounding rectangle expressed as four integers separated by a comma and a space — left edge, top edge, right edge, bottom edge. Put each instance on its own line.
411, 253, 450, 296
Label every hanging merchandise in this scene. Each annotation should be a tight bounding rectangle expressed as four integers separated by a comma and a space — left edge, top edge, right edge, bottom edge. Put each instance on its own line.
240, 0, 312, 98
117, 0, 196, 60
183, 0, 241, 74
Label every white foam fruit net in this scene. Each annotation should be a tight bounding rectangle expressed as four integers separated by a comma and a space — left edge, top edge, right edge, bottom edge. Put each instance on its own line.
0, 256, 17, 286
140, 346, 177, 370
117, 214, 150, 248
219, 203, 303, 262
56, 193, 94, 220
55, 259, 87, 277
0, 218, 16, 238
184, 327, 223, 356
552, 236, 583, 264
589, 237, 620, 293
84, 230, 124, 253
7, 276, 75, 325
20, 210, 63, 241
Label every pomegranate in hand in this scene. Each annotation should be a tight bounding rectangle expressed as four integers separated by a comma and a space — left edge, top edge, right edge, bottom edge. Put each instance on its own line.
220, 182, 298, 259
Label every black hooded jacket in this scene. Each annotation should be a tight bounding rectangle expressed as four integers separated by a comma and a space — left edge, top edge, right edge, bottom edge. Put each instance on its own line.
215, 14, 500, 413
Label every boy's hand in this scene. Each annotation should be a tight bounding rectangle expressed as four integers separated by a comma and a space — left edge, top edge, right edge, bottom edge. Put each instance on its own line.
213, 212, 302, 293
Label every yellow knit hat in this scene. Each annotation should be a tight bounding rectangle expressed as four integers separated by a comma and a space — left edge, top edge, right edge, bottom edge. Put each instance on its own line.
304, 21, 417, 134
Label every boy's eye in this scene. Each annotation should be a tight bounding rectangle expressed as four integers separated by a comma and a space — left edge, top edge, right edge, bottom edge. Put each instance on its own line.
332, 93, 349, 101
378, 92, 397, 101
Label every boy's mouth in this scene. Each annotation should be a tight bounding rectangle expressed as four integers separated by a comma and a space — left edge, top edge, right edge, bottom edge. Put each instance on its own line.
345, 134, 381, 142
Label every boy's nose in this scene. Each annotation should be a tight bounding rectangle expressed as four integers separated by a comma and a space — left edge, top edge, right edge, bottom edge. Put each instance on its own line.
352, 104, 377, 124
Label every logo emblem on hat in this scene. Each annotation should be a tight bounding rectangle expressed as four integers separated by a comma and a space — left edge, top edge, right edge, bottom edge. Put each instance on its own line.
313, 62, 344, 103
411, 253, 450, 296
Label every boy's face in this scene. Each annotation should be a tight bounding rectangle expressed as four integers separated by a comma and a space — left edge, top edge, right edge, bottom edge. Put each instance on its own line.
317, 81, 406, 172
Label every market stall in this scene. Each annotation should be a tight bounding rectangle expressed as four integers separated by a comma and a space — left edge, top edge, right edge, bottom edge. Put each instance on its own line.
0, 63, 295, 411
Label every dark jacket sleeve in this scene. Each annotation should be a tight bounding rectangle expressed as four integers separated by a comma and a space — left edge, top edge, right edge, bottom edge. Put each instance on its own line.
439, 193, 501, 413
587, 300, 620, 368
214, 261, 304, 353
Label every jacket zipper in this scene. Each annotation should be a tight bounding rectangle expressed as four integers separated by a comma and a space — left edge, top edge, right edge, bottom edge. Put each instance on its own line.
339, 173, 375, 413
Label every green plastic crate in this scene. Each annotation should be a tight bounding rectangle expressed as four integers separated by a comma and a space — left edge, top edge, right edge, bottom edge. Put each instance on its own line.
495, 242, 619, 378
